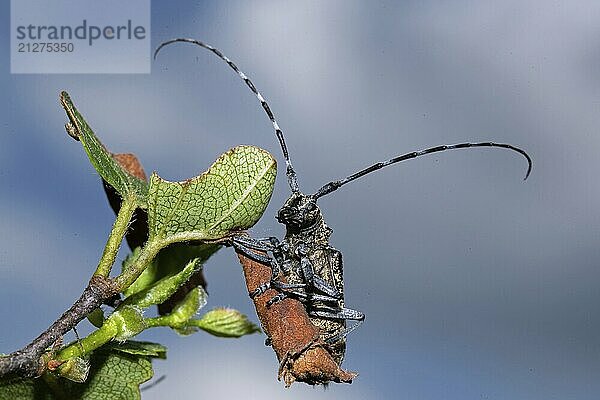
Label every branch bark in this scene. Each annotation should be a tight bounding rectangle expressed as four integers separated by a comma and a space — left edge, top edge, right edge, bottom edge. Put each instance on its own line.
236, 251, 357, 386
0, 275, 119, 379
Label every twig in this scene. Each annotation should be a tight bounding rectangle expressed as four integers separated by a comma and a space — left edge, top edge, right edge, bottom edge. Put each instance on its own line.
236, 251, 357, 386
0, 154, 140, 380
0, 275, 119, 379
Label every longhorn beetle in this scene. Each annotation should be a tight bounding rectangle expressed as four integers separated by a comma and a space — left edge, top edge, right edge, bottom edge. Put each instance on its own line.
154, 38, 532, 367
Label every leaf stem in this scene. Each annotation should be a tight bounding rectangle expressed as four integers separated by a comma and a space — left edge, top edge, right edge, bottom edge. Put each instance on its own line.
114, 239, 164, 291
143, 316, 172, 328
94, 195, 137, 278
56, 321, 118, 361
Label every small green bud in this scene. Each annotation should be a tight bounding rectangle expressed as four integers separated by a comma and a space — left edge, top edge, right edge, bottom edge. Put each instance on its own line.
171, 287, 207, 325
110, 306, 146, 341
189, 308, 261, 338
165, 287, 207, 335
57, 356, 90, 383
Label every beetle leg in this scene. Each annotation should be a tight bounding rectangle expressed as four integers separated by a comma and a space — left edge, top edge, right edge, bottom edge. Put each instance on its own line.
265, 280, 333, 307
307, 293, 341, 303
311, 276, 343, 299
249, 281, 272, 298
265, 282, 309, 306
297, 251, 342, 299
232, 236, 287, 300
265, 284, 344, 307
309, 307, 365, 343
232, 236, 286, 277
232, 239, 272, 264
310, 306, 365, 322
233, 235, 279, 251
271, 281, 307, 291
265, 292, 288, 306
324, 320, 364, 344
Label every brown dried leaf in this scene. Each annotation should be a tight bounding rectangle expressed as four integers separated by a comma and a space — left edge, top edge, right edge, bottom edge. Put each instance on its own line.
236, 251, 356, 386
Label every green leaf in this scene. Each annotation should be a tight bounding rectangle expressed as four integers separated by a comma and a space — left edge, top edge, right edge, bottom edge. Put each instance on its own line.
148, 145, 276, 243
111, 341, 167, 359
86, 308, 105, 328
0, 342, 164, 400
189, 308, 261, 338
124, 243, 219, 298
143, 287, 208, 334
155, 243, 220, 280
72, 345, 156, 399
124, 259, 200, 308
0, 378, 52, 400
60, 91, 148, 207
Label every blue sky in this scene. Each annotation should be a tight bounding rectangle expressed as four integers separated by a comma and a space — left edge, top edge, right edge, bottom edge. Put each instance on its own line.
1, 1, 600, 399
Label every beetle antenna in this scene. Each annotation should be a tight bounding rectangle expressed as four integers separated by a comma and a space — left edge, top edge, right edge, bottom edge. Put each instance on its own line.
312, 142, 532, 199
154, 38, 300, 193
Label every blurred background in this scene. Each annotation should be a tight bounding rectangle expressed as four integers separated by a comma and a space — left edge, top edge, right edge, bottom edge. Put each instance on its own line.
1, 1, 600, 399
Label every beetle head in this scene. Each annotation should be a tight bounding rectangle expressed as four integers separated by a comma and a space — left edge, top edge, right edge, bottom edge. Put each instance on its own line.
277, 192, 322, 232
